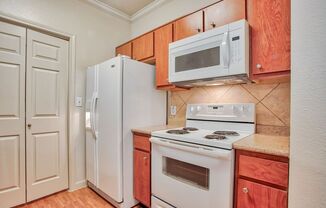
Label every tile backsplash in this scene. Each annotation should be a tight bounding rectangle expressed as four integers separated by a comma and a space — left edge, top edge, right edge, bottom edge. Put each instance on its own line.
168, 82, 290, 136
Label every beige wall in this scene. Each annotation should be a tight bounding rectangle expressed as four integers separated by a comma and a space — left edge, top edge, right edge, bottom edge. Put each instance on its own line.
289, 0, 326, 207
169, 83, 291, 136
131, 0, 218, 38
0, 0, 131, 190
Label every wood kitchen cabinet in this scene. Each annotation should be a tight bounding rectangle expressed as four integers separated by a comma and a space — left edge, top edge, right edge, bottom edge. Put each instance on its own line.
247, 0, 291, 80
133, 133, 151, 207
237, 179, 288, 208
174, 10, 204, 41
235, 150, 289, 208
154, 24, 174, 88
132, 32, 154, 62
204, 0, 246, 30
116, 42, 132, 57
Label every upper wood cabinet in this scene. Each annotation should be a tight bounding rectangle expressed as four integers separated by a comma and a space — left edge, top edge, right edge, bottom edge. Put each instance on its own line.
116, 42, 132, 57
204, 0, 246, 30
132, 32, 154, 61
247, 0, 291, 76
155, 24, 173, 87
174, 10, 204, 41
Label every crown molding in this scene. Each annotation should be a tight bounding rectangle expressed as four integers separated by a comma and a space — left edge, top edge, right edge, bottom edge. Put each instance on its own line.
86, 0, 131, 21
86, 0, 167, 21
131, 0, 167, 21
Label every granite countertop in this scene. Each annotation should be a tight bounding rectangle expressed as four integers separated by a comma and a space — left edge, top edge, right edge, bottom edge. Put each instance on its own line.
131, 125, 181, 135
233, 134, 290, 157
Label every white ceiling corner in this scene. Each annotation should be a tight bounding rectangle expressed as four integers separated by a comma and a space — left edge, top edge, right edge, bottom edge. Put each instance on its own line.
86, 0, 167, 21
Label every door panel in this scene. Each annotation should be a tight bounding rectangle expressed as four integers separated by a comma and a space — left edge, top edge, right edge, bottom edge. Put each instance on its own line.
132, 32, 154, 61
204, 0, 246, 31
155, 24, 173, 87
0, 21, 26, 208
97, 58, 123, 202
174, 11, 203, 41
26, 29, 69, 202
247, 0, 290, 75
133, 150, 150, 207
116, 42, 132, 57
237, 179, 287, 208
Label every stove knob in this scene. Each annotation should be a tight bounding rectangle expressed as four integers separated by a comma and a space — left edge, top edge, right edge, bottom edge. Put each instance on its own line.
197, 106, 202, 111
190, 106, 195, 113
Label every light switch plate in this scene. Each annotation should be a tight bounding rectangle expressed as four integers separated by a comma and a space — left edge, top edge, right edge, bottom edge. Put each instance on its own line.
75, 96, 83, 107
170, 105, 177, 116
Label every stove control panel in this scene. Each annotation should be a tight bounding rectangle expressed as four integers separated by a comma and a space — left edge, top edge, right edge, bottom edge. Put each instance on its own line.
186, 103, 255, 123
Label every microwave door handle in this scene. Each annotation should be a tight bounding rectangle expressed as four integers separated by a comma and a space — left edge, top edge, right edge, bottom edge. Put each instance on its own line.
221, 32, 230, 68
150, 137, 231, 160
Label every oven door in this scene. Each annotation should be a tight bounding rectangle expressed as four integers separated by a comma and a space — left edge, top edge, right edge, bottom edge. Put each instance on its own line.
150, 137, 234, 208
169, 26, 230, 83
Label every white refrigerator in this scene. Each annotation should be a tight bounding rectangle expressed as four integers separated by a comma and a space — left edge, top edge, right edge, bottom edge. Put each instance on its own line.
85, 56, 166, 208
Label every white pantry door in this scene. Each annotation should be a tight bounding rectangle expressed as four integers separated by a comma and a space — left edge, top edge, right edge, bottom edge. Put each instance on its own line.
0, 21, 26, 208
25, 29, 69, 202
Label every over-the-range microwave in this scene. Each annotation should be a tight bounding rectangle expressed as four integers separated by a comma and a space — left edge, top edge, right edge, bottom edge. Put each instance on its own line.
169, 19, 249, 87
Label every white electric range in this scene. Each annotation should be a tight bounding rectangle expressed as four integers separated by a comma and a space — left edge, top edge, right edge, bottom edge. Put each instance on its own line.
150, 103, 255, 208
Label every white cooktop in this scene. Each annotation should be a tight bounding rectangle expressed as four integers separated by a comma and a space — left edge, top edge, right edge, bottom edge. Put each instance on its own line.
152, 103, 256, 150
151, 128, 253, 150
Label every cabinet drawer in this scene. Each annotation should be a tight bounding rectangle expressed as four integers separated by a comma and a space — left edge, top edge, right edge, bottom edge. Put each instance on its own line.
237, 179, 287, 208
133, 134, 150, 152
238, 155, 289, 187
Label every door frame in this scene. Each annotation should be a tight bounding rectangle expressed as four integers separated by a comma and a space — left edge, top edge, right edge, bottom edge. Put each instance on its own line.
0, 14, 80, 191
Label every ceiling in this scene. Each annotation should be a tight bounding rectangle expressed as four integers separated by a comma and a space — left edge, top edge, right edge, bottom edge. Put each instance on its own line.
97, 0, 154, 16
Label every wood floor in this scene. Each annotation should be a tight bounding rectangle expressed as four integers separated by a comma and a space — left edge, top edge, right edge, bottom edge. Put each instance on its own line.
17, 188, 116, 208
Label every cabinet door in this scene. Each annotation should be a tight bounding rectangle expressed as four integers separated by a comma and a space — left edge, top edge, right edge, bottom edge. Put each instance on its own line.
204, 0, 246, 30
237, 179, 287, 208
116, 42, 132, 57
155, 24, 173, 87
174, 10, 203, 41
248, 0, 290, 75
134, 150, 150, 207
132, 32, 154, 61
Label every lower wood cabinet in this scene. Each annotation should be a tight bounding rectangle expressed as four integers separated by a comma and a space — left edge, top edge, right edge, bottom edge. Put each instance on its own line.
237, 179, 288, 208
133, 133, 151, 207
235, 150, 289, 208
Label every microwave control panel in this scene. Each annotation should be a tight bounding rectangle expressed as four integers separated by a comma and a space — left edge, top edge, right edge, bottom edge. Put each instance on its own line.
230, 29, 242, 64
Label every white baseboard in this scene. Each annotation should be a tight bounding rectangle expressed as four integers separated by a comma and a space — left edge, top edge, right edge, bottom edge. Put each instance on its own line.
68, 179, 87, 192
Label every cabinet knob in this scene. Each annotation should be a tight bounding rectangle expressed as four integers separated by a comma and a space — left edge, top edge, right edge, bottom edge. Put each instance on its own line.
256, 64, 262, 70
211, 22, 216, 28
143, 156, 148, 160
27, 124, 32, 129
196, 28, 201, 32
242, 187, 249, 194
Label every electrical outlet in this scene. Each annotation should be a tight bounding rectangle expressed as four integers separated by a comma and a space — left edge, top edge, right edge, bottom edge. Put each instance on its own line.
170, 105, 177, 116
75, 96, 83, 107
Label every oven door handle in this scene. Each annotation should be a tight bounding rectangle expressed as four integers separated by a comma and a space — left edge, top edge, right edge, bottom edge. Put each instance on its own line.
150, 137, 231, 160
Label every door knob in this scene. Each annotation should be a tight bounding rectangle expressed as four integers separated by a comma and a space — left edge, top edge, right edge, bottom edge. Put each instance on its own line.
27, 124, 32, 129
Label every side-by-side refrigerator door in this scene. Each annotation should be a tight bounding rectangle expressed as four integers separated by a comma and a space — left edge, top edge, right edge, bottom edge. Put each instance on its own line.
86, 65, 98, 186
97, 58, 123, 203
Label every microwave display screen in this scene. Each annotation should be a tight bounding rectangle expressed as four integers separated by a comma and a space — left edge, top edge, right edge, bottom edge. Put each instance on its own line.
175, 46, 220, 72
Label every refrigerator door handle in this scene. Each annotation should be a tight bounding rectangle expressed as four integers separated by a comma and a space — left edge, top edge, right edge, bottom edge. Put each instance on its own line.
90, 93, 96, 138
93, 92, 98, 138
